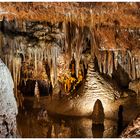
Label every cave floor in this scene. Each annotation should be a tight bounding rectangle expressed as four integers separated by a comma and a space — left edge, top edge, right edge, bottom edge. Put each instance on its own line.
16, 93, 140, 138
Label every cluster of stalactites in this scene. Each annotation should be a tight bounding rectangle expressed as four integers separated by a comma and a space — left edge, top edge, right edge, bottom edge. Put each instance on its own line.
93, 48, 140, 81
2, 17, 140, 98
27, 42, 60, 87
63, 21, 88, 78
0, 35, 61, 99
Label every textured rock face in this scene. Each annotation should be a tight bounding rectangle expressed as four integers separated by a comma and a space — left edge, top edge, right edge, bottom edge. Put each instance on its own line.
120, 114, 140, 138
0, 3, 139, 28
129, 80, 140, 95
0, 58, 18, 138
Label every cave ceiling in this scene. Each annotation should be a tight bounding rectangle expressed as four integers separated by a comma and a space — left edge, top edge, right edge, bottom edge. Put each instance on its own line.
0, 2, 140, 103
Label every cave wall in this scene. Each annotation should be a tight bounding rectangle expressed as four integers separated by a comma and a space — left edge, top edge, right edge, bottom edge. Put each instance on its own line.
0, 59, 18, 137
121, 114, 140, 138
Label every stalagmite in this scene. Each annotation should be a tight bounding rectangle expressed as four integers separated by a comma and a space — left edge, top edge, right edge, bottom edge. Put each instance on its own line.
34, 81, 40, 102
92, 99, 105, 124
33, 81, 40, 108
92, 123, 104, 138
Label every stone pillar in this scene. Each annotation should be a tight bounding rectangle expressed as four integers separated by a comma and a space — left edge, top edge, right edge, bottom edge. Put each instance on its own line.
92, 99, 105, 124
0, 59, 18, 137
92, 99, 105, 137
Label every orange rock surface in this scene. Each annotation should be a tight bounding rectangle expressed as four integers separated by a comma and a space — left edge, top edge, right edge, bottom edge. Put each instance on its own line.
0, 2, 139, 28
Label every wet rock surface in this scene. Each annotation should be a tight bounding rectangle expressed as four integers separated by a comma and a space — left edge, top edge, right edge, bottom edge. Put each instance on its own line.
17, 94, 140, 138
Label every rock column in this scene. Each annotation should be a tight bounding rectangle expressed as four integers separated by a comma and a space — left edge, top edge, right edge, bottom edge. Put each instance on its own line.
0, 59, 18, 137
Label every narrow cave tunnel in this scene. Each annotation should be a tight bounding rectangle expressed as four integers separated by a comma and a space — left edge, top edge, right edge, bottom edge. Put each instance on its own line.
0, 2, 140, 138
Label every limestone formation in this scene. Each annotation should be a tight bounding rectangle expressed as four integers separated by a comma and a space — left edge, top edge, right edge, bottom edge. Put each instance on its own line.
120, 114, 140, 138
92, 99, 105, 124
0, 59, 18, 137
129, 80, 140, 95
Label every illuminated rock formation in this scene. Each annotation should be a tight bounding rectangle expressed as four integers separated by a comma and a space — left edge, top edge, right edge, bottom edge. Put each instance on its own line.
0, 59, 18, 137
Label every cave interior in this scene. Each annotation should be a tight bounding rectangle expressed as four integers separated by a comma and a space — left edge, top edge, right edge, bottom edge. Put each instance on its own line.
0, 2, 140, 138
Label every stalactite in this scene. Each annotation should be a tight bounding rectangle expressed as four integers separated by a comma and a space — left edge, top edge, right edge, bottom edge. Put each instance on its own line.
107, 51, 113, 77
96, 51, 102, 73
126, 51, 131, 79
117, 50, 122, 66
135, 57, 139, 79
75, 27, 84, 78
102, 51, 107, 74
51, 44, 58, 87
63, 22, 68, 52
124, 51, 127, 72
12, 56, 22, 106
90, 9, 93, 29
114, 51, 118, 70
132, 57, 136, 80
82, 55, 88, 71
137, 57, 140, 78
34, 81, 40, 102
122, 50, 127, 70
34, 48, 37, 74
13, 18, 18, 30
22, 20, 26, 32
127, 50, 133, 79
27, 47, 32, 62
40, 49, 44, 61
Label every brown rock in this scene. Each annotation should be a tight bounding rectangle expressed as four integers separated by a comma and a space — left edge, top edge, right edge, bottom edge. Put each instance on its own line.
92, 99, 105, 124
